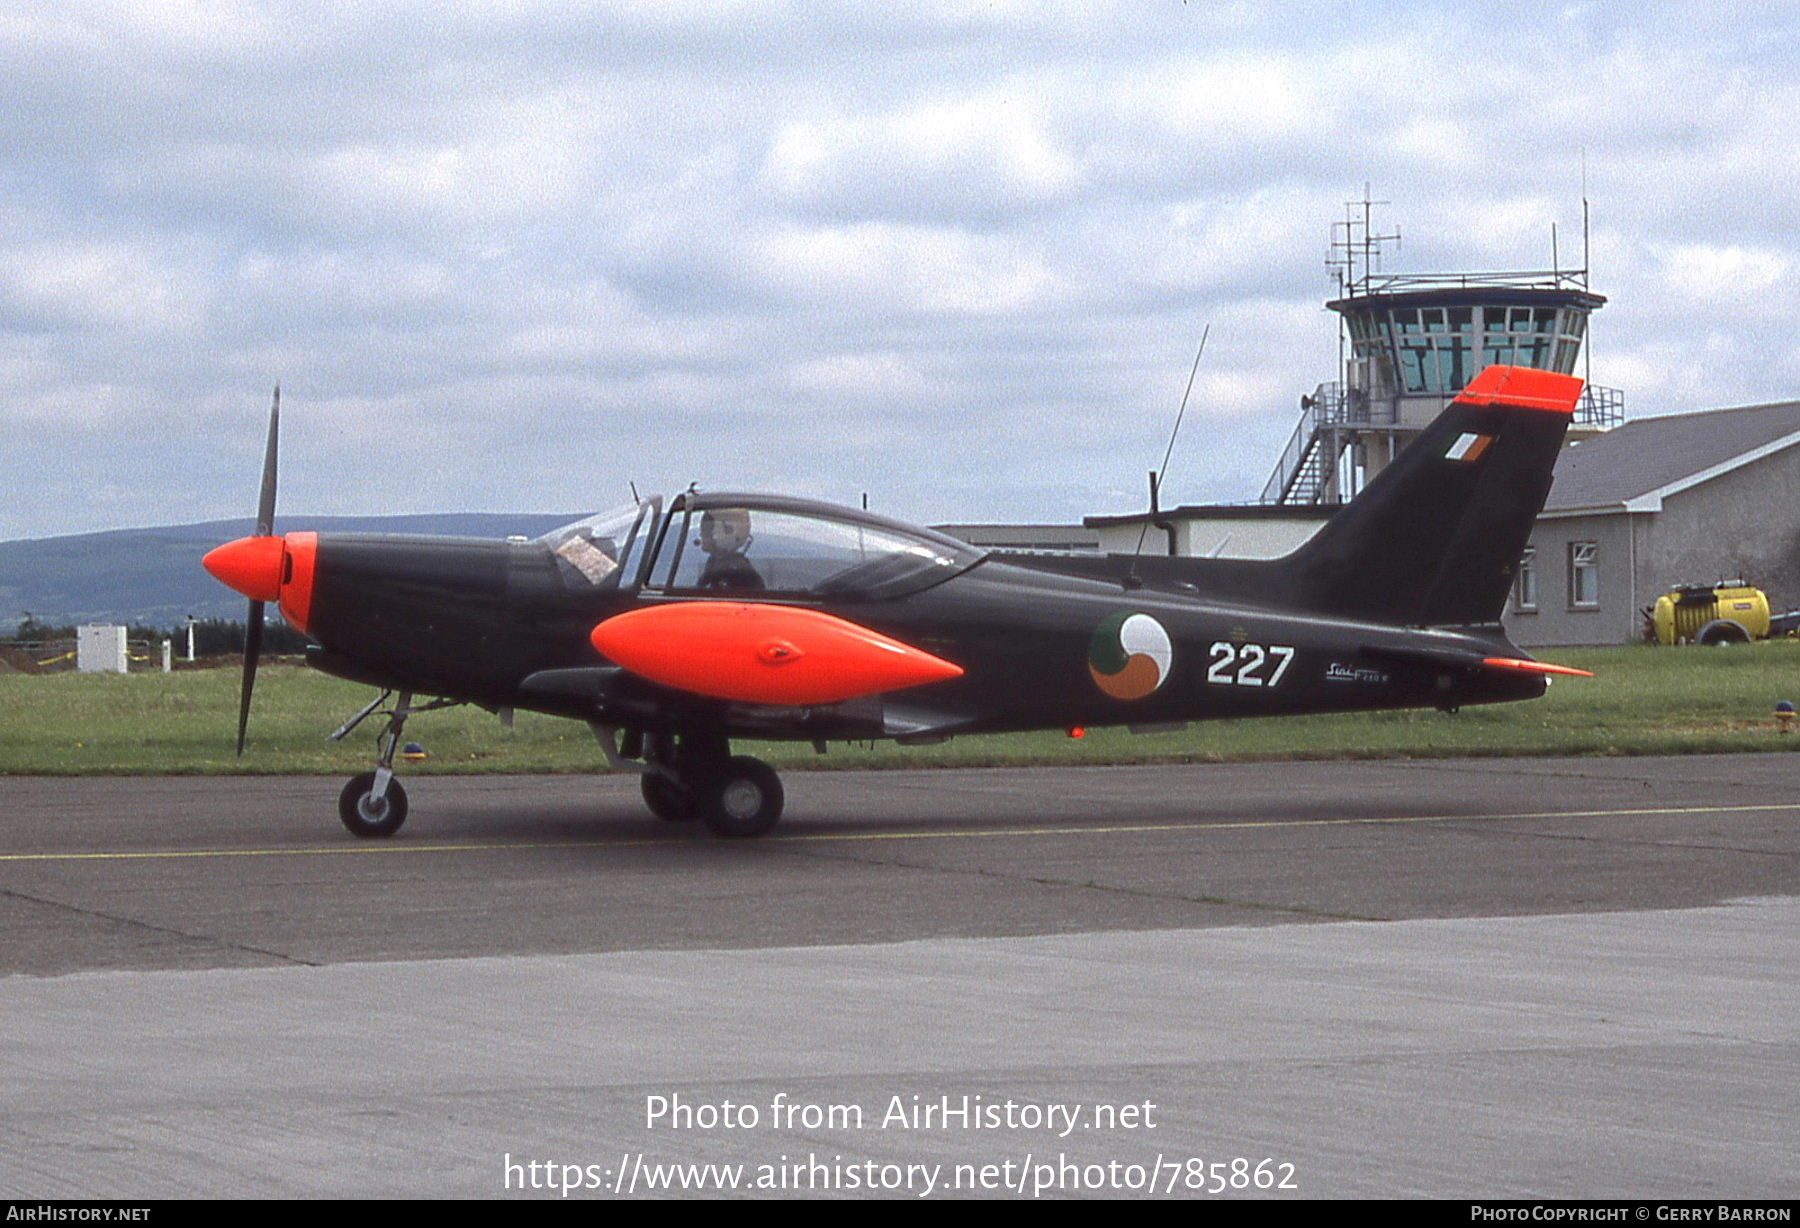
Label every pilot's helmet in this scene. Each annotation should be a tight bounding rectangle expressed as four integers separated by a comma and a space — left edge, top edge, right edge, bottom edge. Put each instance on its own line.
700, 508, 751, 553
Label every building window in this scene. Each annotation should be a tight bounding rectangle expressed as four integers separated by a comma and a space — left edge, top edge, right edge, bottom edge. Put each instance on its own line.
1569, 542, 1599, 609
1514, 546, 1538, 613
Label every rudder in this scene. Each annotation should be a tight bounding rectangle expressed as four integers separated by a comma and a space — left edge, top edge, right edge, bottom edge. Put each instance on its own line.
1276, 366, 1583, 627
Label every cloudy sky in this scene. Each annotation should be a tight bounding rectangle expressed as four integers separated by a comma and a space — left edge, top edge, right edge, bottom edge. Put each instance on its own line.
2, 0, 1795, 541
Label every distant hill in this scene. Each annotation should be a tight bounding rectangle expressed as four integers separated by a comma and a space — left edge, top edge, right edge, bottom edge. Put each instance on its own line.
0, 513, 576, 630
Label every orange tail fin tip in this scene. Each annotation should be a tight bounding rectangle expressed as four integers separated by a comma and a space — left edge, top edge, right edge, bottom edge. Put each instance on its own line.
1455, 366, 1584, 415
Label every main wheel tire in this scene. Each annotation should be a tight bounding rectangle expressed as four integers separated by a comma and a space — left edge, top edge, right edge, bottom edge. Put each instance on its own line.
1698, 619, 1750, 646
338, 771, 408, 838
641, 772, 699, 822
701, 756, 784, 839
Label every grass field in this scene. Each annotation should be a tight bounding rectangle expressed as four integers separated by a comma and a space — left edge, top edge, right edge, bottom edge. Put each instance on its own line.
0, 641, 1795, 775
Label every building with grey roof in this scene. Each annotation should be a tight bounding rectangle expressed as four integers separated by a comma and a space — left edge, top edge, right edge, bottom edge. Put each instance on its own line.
1512, 398, 1800, 645
1082, 398, 1800, 648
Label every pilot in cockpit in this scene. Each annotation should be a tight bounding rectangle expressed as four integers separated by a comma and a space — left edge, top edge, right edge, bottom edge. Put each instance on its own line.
697, 508, 764, 590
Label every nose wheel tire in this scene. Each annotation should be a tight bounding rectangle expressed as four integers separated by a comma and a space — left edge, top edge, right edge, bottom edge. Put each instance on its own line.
701, 756, 784, 839
339, 771, 409, 838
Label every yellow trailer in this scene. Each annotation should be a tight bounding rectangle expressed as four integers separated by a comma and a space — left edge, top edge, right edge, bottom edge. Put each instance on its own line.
1651, 582, 1772, 645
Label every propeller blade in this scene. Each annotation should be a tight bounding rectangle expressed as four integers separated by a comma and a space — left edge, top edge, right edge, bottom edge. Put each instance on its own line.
237, 598, 265, 755
256, 386, 279, 537
238, 388, 278, 754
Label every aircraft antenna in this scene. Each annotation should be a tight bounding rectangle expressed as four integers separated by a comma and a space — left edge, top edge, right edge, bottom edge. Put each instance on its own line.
1153, 324, 1207, 500
1581, 156, 1594, 389
1126, 324, 1209, 582
1581, 149, 1591, 289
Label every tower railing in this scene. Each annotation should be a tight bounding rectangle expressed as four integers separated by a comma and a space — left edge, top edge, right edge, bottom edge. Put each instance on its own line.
1262, 379, 1626, 504
1339, 269, 1594, 297
1577, 383, 1625, 428
1260, 383, 1375, 504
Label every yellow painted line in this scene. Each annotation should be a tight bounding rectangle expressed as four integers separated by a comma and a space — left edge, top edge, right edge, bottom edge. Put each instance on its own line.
774, 802, 1800, 846
0, 802, 1795, 865
0, 840, 650, 864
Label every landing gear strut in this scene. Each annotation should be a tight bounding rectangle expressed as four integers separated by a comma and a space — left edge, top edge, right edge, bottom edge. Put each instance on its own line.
334, 689, 416, 838
332, 690, 472, 838
595, 724, 786, 838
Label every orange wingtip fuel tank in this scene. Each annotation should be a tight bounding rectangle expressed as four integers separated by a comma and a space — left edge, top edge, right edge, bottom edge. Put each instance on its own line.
202, 532, 317, 634
1455, 366, 1584, 414
590, 602, 964, 706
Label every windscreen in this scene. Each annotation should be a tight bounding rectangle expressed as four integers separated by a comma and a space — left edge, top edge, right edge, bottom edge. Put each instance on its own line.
537, 498, 661, 589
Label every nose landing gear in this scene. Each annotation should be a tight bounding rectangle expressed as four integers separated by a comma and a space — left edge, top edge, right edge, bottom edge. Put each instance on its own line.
333, 690, 417, 838
330, 691, 461, 839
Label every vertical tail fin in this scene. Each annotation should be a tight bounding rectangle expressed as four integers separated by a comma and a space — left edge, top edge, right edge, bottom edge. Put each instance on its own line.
1279, 366, 1582, 627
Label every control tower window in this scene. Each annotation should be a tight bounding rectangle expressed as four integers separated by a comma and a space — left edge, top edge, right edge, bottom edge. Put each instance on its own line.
1551, 309, 1588, 374
1442, 308, 1473, 388
1479, 305, 1587, 374
1398, 339, 1431, 393
1387, 306, 1474, 393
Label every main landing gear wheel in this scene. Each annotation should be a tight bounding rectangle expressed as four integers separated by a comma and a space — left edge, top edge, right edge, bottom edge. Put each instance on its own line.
339, 771, 409, 838
641, 772, 699, 822
701, 756, 784, 839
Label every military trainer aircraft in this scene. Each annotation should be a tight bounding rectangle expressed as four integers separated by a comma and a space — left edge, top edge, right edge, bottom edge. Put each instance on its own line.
205, 365, 1589, 839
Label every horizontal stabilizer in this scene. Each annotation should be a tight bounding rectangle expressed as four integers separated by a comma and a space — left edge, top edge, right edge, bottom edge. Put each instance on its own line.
1479, 657, 1594, 678
1363, 642, 1593, 679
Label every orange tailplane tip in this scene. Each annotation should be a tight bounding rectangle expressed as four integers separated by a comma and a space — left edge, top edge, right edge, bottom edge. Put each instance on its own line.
1482, 657, 1594, 678
590, 602, 963, 706
1456, 366, 1584, 415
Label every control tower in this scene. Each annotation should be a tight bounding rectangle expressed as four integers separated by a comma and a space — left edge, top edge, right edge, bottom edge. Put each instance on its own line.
1262, 200, 1624, 505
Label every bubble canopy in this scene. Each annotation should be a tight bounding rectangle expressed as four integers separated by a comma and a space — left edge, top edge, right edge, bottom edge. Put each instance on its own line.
538, 492, 983, 600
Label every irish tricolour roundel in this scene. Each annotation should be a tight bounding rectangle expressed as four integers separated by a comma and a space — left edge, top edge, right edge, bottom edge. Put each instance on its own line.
1088, 612, 1173, 700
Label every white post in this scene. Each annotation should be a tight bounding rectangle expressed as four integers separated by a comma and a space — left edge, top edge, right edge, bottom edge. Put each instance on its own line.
162, 639, 173, 673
